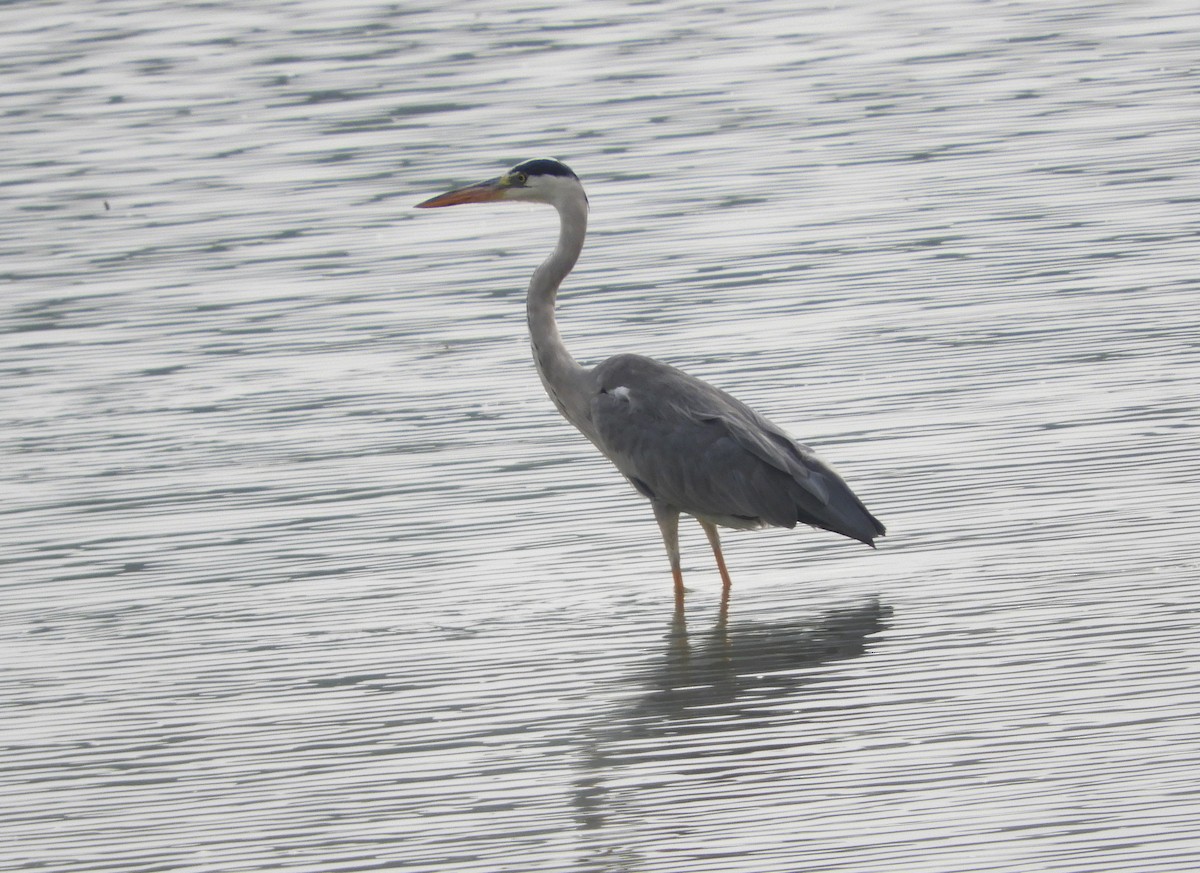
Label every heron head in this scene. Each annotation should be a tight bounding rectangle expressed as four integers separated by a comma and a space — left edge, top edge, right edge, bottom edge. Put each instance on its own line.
416, 158, 585, 209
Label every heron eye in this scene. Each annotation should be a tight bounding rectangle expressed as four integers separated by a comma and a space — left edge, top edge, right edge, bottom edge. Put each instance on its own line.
511, 172, 527, 186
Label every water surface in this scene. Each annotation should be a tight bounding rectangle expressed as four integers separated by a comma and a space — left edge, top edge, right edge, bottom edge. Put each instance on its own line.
3, 1, 1199, 871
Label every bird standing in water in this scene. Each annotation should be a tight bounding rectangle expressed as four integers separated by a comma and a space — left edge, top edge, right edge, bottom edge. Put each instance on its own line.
417, 159, 884, 604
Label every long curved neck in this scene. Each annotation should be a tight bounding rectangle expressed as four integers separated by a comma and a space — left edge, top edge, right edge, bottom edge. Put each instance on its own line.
527, 193, 593, 433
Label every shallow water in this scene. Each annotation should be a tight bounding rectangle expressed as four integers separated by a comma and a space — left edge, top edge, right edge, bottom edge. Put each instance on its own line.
3, 1, 1199, 871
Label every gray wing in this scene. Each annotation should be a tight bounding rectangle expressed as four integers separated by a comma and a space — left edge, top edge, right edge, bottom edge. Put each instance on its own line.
588, 354, 885, 544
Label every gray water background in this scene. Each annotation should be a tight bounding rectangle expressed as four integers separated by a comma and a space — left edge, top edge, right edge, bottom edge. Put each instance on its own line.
3, 1, 1199, 870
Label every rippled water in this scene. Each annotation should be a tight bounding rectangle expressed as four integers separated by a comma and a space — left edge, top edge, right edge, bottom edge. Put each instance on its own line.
4, 1, 1199, 870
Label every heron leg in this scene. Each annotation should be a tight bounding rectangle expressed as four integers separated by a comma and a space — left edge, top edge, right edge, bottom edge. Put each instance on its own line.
651, 502, 684, 604
698, 520, 734, 595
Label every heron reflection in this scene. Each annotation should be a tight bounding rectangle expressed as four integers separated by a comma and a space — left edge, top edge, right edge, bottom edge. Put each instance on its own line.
572, 596, 890, 840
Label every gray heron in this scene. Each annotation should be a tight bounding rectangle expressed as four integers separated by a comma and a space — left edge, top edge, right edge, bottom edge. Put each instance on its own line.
417, 158, 884, 603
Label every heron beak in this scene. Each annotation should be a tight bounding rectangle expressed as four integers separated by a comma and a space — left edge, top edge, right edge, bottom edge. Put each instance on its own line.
415, 176, 506, 208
